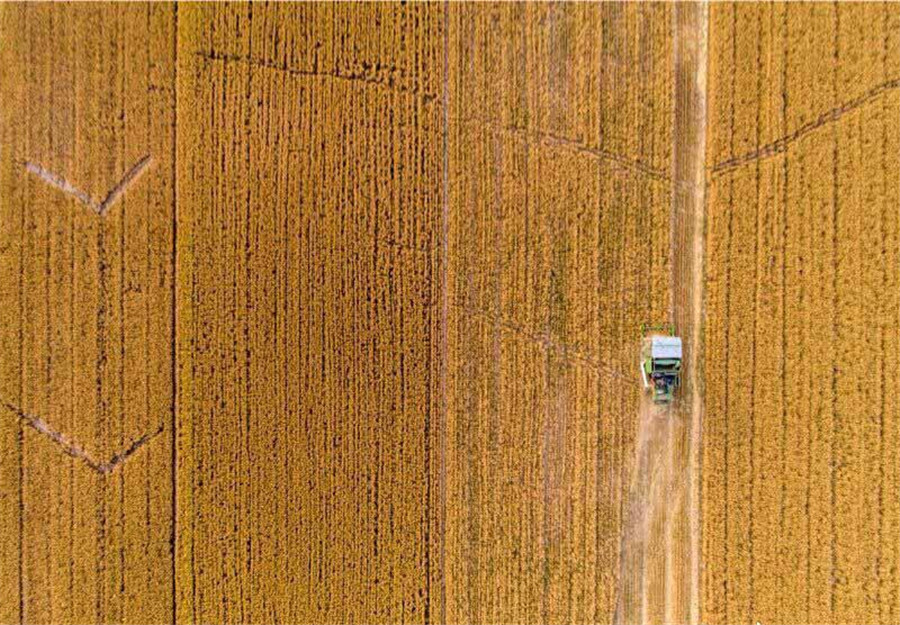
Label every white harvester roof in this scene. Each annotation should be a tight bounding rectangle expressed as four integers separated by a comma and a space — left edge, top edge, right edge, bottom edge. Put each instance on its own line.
650, 336, 682, 359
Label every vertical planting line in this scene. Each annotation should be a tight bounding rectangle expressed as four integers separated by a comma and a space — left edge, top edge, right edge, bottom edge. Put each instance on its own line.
171, 3, 179, 623
875, 5, 889, 617
829, 4, 841, 619
778, 4, 790, 617
667, 8, 680, 623
723, 4, 737, 619
96, 218, 110, 621
439, 1, 449, 622
17, 16, 29, 620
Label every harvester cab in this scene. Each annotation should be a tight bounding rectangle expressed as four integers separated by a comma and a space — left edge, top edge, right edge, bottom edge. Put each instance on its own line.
640, 324, 683, 405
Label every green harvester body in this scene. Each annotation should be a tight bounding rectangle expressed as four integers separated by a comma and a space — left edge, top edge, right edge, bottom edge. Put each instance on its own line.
640, 324, 683, 405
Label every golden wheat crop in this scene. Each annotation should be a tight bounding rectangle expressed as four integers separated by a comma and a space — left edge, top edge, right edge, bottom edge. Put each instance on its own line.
2, 3, 896, 624
703, 4, 900, 624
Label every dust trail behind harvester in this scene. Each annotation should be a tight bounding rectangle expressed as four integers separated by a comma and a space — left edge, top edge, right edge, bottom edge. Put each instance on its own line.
615, 396, 688, 625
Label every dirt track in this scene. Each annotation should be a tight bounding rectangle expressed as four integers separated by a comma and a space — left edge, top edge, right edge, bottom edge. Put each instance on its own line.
614, 397, 679, 625
615, 6, 708, 623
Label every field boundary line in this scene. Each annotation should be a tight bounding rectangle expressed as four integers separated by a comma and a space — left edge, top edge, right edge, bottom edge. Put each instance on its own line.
687, 8, 708, 624
671, 4, 709, 624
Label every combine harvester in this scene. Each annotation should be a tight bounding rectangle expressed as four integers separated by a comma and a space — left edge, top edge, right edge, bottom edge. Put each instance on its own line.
639, 324, 683, 405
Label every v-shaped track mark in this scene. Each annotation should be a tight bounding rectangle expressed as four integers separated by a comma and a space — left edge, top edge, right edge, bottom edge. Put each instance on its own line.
23, 155, 153, 217
3, 401, 162, 475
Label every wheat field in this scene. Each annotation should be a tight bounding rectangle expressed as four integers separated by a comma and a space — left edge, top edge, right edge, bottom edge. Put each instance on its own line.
0, 3, 897, 624
703, 4, 900, 624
